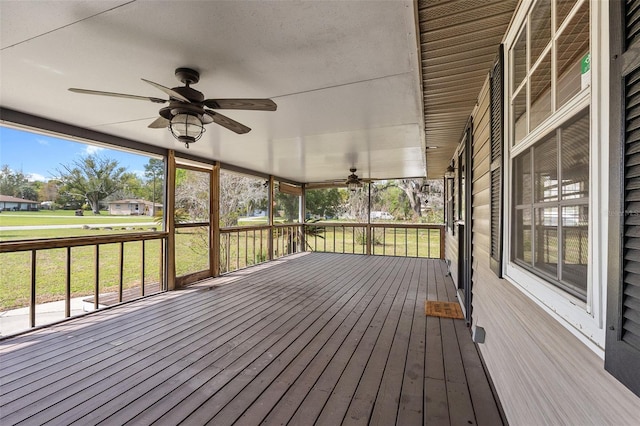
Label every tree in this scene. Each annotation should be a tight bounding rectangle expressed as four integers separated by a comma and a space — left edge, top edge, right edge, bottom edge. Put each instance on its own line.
344, 185, 369, 222
54, 155, 127, 214
219, 172, 267, 226
38, 180, 60, 203
0, 165, 29, 198
175, 169, 211, 222
305, 188, 343, 218
144, 158, 164, 205
376, 184, 411, 218
109, 172, 145, 200
396, 179, 426, 217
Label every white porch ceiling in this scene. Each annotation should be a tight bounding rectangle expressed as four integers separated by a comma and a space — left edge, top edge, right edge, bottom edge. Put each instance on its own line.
0, 0, 422, 184
1, 0, 517, 183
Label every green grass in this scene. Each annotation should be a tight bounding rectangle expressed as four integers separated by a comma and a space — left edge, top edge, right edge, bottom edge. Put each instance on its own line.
0, 211, 154, 227
0, 228, 206, 311
0, 226, 160, 242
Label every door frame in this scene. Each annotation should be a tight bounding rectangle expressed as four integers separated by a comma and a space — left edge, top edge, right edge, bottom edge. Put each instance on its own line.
457, 122, 474, 323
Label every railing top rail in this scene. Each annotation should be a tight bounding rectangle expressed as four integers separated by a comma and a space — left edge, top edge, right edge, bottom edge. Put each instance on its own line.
368, 223, 445, 229
220, 224, 271, 233
0, 231, 168, 253
304, 222, 444, 229
304, 222, 367, 227
219, 223, 302, 233
175, 222, 209, 229
273, 223, 302, 229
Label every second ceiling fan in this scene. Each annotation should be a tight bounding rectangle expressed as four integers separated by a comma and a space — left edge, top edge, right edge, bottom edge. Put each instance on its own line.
69, 67, 277, 148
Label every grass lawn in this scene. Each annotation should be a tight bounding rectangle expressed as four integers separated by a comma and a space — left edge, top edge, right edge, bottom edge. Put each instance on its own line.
0, 227, 207, 311
0, 210, 155, 227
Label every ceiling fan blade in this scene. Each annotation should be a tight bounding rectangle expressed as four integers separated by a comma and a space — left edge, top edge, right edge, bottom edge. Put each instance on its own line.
205, 110, 251, 134
69, 88, 166, 104
148, 116, 169, 128
141, 79, 190, 103
204, 98, 277, 111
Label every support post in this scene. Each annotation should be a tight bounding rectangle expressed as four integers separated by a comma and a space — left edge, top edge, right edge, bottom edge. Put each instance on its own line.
211, 163, 220, 276
366, 183, 372, 255
166, 150, 176, 290
267, 176, 275, 260
300, 183, 306, 252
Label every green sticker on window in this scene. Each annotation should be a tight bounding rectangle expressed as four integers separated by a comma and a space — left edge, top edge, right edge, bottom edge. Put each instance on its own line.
581, 53, 591, 74
581, 53, 590, 90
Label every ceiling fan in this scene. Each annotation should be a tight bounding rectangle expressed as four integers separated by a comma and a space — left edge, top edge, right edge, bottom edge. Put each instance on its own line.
345, 167, 363, 191
69, 67, 277, 148
305, 167, 371, 190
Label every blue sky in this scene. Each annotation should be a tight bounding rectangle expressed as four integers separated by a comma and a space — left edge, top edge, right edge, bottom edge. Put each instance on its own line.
0, 126, 152, 182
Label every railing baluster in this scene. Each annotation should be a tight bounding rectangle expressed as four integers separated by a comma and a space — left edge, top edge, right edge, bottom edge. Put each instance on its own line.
94, 245, 100, 310
66, 247, 71, 318
371, 228, 375, 255
236, 231, 240, 270
119, 242, 124, 302
405, 228, 408, 256
141, 240, 146, 296
30, 250, 36, 328
351, 226, 355, 253
229, 231, 233, 269
322, 226, 327, 253
383, 227, 386, 256
416, 228, 419, 257
245, 230, 248, 267
342, 225, 345, 253
160, 239, 165, 291
253, 229, 256, 264
393, 228, 396, 256
331, 226, 335, 252
363, 226, 366, 254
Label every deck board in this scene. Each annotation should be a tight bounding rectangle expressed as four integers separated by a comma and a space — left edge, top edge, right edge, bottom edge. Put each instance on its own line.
0, 253, 503, 425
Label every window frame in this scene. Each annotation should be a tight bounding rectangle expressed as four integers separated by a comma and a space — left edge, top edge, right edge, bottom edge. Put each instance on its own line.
502, 0, 608, 353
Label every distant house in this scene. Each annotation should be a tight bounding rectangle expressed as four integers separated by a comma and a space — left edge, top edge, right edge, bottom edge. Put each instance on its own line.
0, 195, 39, 211
107, 199, 162, 216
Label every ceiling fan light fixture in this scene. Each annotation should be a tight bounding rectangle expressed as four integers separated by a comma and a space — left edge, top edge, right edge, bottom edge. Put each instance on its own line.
170, 113, 205, 148
347, 181, 361, 192
346, 168, 362, 191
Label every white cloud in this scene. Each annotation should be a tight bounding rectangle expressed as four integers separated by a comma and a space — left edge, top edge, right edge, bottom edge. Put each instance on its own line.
36, 138, 49, 146
84, 145, 105, 155
132, 169, 146, 179
27, 173, 47, 182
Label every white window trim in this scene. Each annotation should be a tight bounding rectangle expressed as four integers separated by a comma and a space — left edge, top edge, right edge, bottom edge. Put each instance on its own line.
502, 0, 608, 356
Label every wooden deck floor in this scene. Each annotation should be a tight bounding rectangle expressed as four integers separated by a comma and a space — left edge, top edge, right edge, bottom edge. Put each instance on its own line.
0, 252, 503, 425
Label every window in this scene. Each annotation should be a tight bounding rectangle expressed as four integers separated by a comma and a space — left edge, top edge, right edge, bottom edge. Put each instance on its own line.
512, 109, 589, 300
509, 0, 590, 300
510, 0, 589, 145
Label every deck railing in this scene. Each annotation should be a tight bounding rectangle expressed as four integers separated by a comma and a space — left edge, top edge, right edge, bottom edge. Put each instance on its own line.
304, 223, 444, 259
217, 223, 444, 274
0, 232, 167, 330
218, 224, 304, 273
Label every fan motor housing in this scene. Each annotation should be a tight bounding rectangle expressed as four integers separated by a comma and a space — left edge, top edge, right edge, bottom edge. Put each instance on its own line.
175, 67, 200, 85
